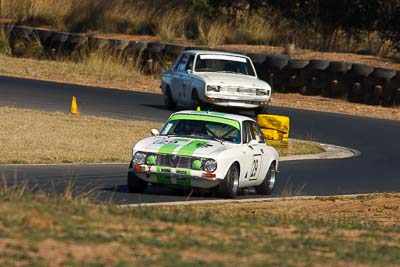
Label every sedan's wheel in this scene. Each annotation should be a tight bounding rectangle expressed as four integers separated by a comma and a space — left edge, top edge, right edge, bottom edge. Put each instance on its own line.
255, 163, 276, 195
255, 104, 268, 116
216, 164, 239, 198
127, 172, 147, 193
164, 87, 176, 109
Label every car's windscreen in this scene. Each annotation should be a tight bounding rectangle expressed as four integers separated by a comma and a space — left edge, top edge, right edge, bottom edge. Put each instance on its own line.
160, 119, 241, 144
194, 54, 255, 76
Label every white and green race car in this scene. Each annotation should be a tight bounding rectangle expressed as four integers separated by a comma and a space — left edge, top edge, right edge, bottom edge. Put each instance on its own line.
127, 110, 279, 198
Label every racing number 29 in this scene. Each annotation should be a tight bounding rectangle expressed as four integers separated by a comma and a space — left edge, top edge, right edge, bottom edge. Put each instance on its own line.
250, 157, 259, 179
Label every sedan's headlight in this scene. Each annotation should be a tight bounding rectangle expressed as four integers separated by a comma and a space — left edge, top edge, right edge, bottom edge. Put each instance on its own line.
132, 152, 147, 165
256, 89, 268, 96
207, 85, 220, 92
203, 159, 217, 173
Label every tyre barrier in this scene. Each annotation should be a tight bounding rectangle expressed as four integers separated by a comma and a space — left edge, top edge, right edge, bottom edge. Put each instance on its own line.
3, 23, 400, 107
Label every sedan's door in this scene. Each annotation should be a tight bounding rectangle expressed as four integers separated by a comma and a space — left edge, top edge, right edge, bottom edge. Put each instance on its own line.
171, 54, 195, 104
241, 121, 264, 187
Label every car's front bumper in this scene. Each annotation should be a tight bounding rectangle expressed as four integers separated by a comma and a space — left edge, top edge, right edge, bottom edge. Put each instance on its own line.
129, 165, 223, 189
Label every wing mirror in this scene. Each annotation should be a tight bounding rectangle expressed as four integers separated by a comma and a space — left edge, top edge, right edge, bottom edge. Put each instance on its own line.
186, 69, 192, 74
249, 139, 259, 147
150, 129, 160, 136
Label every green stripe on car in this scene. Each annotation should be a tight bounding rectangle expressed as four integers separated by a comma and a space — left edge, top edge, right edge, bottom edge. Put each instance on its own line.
177, 140, 208, 156
158, 143, 179, 154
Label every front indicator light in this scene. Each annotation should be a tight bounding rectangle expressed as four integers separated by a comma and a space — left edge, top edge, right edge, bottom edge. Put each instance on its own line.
202, 173, 216, 178
134, 165, 143, 171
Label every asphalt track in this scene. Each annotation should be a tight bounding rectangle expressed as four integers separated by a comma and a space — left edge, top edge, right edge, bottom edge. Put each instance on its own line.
1, 76, 400, 204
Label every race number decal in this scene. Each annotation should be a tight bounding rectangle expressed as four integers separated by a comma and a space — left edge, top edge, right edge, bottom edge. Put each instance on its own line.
249, 155, 262, 180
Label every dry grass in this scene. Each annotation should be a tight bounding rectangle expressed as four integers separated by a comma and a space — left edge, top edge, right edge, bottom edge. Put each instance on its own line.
0, 53, 160, 93
0, 107, 162, 164
0, 191, 399, 266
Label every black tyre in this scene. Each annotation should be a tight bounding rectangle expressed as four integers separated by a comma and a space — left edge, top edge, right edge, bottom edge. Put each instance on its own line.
127, 172, 147, 193
308, 60, 330, 71
164, 87, 176, 109
255, 163, 276, 195
217, 164, 239, 198
254, 104, 268, 116
351, 64, 374, 77
372, 68, 397, 80
288, 59, 309, 70
267, 54, 289, 70
328, 61, 351, 73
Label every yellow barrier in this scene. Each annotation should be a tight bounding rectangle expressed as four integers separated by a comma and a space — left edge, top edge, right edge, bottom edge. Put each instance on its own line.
257, 114, 290, 146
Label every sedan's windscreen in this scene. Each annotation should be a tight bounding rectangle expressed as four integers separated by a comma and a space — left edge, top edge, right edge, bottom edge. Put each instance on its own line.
160, 119, 241, 144
194, 54, 255, 76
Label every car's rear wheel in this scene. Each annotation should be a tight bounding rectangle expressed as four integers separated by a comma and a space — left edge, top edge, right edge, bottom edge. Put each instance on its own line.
164, 87, 176, 109
127, 172, 147, 193
216, 163, 239, 198
255, 163, 276, 195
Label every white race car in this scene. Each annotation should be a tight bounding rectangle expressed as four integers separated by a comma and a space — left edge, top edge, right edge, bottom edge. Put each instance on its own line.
161, 50, 272, 115
127, 110, 279, 198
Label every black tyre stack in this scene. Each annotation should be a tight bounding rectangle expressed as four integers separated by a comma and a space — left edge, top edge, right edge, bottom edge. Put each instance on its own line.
282, 59, 310, 93
346, 64, 375, 103
302, 60, 330, 95
323, 61, 352, 98
265, 54, 289, 92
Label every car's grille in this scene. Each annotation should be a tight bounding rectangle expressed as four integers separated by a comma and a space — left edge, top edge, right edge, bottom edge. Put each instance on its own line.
221, 86, 255, 95
157, 154, 198, 169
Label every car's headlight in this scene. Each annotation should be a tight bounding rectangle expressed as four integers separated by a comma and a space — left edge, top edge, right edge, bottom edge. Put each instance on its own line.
132, 152, 147, 165
203, 159, 217, 173
207, 85, 220, 92
256, 89, 269, 96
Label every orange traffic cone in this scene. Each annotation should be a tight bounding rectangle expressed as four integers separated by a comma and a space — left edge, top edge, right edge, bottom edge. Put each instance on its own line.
70, 96, 79, 115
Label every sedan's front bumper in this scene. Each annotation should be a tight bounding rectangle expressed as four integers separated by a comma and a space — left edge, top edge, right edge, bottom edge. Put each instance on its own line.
204, 93, 269, 108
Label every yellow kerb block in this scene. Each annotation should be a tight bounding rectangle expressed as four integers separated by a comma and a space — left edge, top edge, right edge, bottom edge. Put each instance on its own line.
257, 114, 290, 140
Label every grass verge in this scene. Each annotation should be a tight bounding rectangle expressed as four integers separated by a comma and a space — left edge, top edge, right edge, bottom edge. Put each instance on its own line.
0, 190, 399, 266
0, 107, 321, 164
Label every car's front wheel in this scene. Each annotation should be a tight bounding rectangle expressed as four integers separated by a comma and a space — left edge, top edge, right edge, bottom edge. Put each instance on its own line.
127, 172, 148, 193
255, 163, 276, 195
216, 163, 239, 198
255, 104, 268, 116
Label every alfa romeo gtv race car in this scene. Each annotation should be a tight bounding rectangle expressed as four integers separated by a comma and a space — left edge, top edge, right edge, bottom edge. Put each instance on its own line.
127, 110, 279, 198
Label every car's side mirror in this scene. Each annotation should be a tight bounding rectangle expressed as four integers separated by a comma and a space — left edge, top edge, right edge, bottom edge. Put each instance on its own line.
249, 139, 258, 147
186, 69, 192, 74
150, 129, 160, 136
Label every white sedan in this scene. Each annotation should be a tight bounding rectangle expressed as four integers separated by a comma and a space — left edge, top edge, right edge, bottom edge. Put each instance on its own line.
127, 110, 279, 198
161, 50, 272, 115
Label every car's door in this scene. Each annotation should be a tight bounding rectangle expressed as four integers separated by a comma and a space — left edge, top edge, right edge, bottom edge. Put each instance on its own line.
241, 121, 264, 186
